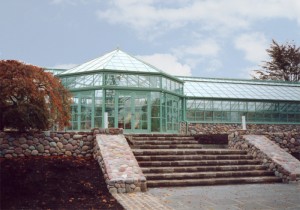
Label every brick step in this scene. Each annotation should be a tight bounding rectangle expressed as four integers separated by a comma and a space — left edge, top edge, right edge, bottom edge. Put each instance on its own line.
133, 149, 247, 156
132, 144, 203, 149
145, 170, 274, 180
132, 140, 199, 145
138, 159, 261, 167
142, 165, 267, 173
147, 176, 282, 187
135, 154, 254, 161
131, 136, 195, 141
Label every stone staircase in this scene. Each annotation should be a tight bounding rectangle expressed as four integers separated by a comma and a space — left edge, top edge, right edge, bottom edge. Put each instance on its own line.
126, 134, 281, 187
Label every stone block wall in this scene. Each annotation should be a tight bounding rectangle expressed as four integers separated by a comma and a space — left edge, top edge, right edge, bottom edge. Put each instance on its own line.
188, 123, 300, 135
264, 133, 300, 154
0, 128, 124, 158
0, 131, 94, 158
229, 131, 300, 182
93, 134, 147, 194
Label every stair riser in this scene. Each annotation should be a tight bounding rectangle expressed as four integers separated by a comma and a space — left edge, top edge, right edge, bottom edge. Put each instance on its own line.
133, 145, 203, 149
142, 165, 266, 173
133, 141, 199, 145
133, 150, 247, 156
131, 137, 195, 141
128, 134, 192, 137
145, 171, 274, 180
147, 178, 282, 187
139, 160, 261, 167
136, 155, 253, 161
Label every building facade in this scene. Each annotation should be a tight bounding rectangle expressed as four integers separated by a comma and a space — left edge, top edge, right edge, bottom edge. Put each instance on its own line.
47, 49, 300, 133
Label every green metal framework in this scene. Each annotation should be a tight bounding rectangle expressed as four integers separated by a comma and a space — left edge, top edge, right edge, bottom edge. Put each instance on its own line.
47, 49, 300, 133
58, 49, 184, 133
181, 77, 300, 124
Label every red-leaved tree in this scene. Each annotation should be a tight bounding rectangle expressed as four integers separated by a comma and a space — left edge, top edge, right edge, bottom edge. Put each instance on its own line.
0, 60, 72, 131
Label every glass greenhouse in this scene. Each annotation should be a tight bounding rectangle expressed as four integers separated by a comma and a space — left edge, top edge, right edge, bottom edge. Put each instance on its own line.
46, 49, 300, 133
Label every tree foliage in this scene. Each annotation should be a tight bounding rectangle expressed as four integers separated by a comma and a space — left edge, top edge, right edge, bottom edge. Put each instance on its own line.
0, 60, 72, 131
253, 40, 300, 82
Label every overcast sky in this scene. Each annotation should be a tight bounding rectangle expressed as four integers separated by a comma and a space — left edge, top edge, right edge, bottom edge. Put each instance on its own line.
1, 0, 300, 78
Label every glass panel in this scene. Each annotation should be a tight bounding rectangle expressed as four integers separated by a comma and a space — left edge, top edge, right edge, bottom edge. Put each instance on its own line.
149, 76, 160, 88
195, 111, 204, 121
133, 93, 148, 130
230, 112, 241, 122
186, 110, 195, 121
205, 100, 212, 110
264, 102, 277, 112
80, 92, 93, 130
222, 101, 231, 111
182, 79, 300, 101
213, 101, 222, 110
94, 90, 103, 128
247, 112, 256, 122
94, 74, 102, 86
128, 75, 139, 87
248, 102, 256, 111
105, 90, 115, 128
139, 75, 150, 88
204, 111, 213, 121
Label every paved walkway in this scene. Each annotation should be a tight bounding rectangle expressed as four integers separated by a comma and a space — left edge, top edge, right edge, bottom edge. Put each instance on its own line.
149, 183, 300, 210
113, 192, 173, 210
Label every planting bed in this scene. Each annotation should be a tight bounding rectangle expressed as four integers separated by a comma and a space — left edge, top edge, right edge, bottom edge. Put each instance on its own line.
0, 156, 124, 210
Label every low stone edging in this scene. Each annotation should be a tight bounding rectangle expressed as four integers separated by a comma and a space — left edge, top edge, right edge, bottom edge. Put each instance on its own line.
93, 134, 147, 193
229, 130, 300, 182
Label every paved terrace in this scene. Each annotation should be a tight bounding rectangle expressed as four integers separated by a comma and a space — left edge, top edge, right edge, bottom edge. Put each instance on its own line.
150, 183, 300, 210
112, 183, 300, 210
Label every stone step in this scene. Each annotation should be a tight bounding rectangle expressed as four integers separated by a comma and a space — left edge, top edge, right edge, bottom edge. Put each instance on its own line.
132, 144, 203, 149
138, 159, 261, 167
131, 136, 195, 141
132, 140, 199, 145
129, 134, 192, 137
200, 144, 228, 149
133, 149, 247, 156
135, 154, 254, 161
147, 176, 282, 187
145, 170, 274, 180
142, 165, 267, 173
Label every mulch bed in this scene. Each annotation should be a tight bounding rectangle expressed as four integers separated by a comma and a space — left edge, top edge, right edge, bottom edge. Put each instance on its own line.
0, 156, 124, 210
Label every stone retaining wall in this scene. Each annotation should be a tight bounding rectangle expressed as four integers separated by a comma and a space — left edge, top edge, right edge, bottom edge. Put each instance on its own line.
93, 134, 147, 193
229, 130, 300, 182
0, 131, 94, 158
264, 133, 300, 154
188, 123, 300, 135
0, 128, 124, 158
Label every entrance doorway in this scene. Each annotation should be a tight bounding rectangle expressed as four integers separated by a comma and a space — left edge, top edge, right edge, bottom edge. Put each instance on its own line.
117, 91, 150, 133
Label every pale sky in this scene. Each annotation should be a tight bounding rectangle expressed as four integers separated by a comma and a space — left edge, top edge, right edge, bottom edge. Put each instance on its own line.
1, 0, 300, 78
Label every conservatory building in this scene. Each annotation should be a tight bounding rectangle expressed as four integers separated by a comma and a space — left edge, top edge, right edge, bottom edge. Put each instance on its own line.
50, 49, 300, 133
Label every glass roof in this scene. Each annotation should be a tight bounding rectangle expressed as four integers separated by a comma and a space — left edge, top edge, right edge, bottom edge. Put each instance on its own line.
180, 77, 300, 101
61, 49, 163, 75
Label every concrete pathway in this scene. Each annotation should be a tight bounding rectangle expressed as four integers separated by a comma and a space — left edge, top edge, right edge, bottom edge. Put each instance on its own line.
149, 183, 300, 210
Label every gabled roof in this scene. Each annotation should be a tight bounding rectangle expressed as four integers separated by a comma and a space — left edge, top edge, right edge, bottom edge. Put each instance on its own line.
60, 49, 163, 75
179, 76, 300, 101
